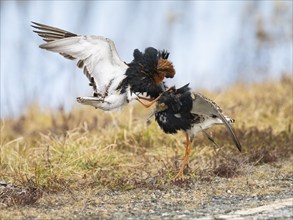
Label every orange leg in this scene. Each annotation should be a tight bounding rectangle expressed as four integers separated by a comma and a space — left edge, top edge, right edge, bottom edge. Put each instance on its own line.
136, 87, 172, 108
136, 96, 154, 102
136, 96, 160, 108
174, 133, 191, 180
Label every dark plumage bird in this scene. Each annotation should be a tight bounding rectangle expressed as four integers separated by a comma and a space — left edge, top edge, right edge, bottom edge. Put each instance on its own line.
31, 22, 175, 111
152, 84, 242, 179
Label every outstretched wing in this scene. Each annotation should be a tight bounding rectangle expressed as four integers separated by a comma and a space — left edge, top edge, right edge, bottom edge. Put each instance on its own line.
31, 22, 128, 95
191, 93, 242, 152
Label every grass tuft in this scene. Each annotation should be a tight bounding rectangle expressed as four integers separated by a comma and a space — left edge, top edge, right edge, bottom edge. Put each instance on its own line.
1, 75, 292, 207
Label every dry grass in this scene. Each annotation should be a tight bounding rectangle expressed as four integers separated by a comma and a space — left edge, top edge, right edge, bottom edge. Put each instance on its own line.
0, 75, 292, 209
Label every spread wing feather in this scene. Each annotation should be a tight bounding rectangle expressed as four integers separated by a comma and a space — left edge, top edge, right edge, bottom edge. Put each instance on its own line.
191, 93, 242, 152
32, 22, 128, 94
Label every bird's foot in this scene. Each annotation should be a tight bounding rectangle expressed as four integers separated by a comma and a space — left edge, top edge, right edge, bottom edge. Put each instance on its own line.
93, 92, 108, 103
77, 96, 101, 103
173, 170, 184, 181
76, 97, 84, 103
76, 96, 110, 106
172, 169, 193, 183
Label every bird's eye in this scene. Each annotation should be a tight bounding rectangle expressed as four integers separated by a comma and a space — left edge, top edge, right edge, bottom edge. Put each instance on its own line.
156, 103, 167, 112
160, 103, 166, 108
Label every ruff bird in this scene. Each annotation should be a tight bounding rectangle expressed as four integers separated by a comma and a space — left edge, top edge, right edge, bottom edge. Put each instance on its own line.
31, 22, 175, 111
152, 84, 242, 179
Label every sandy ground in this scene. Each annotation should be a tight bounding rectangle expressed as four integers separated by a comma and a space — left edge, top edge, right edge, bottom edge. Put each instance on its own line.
1, 173, 292, 219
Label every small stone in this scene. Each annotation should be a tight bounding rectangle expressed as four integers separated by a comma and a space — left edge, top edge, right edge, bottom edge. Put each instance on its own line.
148, 209, 154, 213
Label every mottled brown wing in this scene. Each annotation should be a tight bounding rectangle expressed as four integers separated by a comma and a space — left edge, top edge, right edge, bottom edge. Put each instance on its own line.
191, 93, 242, 151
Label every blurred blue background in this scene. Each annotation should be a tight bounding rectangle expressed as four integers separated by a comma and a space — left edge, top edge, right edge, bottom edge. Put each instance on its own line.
1, 1, 292, 118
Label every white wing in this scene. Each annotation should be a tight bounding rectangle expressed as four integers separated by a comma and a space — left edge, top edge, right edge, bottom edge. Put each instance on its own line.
32, 22, 128, 95
191, 92, 242, 152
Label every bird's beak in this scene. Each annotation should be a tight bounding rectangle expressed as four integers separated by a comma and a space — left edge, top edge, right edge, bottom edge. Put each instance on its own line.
160, 83, 166, 91
146, 110, 156, 125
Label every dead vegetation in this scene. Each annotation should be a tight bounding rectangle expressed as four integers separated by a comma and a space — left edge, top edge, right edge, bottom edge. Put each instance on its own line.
0, 75, 292, 211
0, 178, 42, 207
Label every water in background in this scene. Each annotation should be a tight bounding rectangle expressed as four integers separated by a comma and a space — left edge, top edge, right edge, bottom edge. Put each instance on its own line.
1, 1, 292, 118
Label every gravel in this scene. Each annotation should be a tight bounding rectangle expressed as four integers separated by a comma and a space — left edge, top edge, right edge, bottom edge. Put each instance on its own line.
77, 188, 293, 219
1, 173, 292, 219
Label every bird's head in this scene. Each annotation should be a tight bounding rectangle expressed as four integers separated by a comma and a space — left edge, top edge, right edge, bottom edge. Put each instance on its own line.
122, 47, 175, 99
154, 86, 177, 112
154, 84, 192, 114
151, 85, 195, 134
153, 50, 175, 85
155, 102, 168, 112
153, 58, 175, 84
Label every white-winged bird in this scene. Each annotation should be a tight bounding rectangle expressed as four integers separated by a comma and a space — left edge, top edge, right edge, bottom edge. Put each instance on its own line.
31, 22, 175, 111
153, 84, 242, 179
